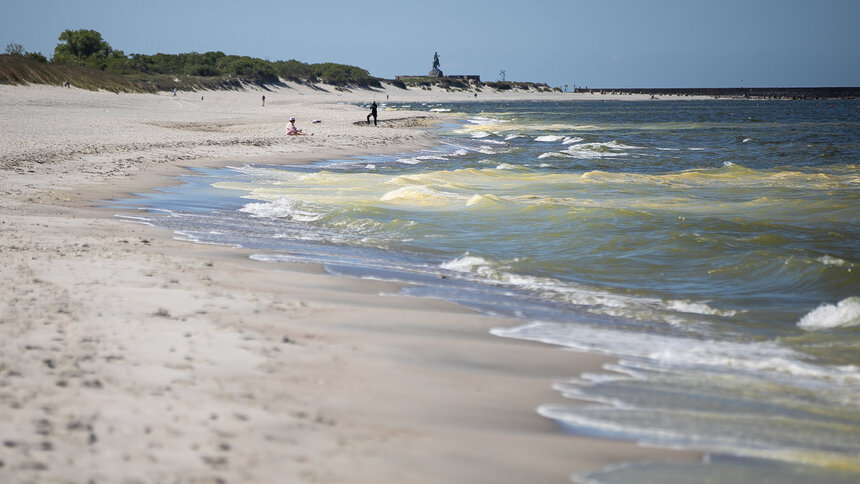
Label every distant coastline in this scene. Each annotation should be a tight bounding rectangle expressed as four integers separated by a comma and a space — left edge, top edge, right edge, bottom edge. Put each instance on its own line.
574, 86, 860, 100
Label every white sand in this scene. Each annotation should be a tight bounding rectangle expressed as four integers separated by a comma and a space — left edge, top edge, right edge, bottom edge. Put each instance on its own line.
0, 83, 696, 483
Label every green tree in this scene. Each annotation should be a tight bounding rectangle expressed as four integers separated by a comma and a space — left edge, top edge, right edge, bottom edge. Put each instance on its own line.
5, 42, 24, 56
274, 59, 315, 81
26, 52, 48, 63
53, 29, 113, 65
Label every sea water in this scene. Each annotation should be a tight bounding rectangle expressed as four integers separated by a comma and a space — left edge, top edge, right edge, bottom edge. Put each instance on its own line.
112, 100, 860, 482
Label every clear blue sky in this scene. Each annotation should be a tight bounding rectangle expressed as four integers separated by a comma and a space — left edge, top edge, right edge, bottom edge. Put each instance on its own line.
2, 0, 858, 87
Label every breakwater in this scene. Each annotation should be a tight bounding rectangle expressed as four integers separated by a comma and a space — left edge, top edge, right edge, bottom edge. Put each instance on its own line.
574, 86, 860, 99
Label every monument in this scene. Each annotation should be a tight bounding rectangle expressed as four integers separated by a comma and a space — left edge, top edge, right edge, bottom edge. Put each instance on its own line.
428, 52, 443, 77
395, 52, 479, 83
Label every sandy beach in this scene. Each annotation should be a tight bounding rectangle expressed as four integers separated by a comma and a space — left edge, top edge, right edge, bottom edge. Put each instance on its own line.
0, 83, 696, 483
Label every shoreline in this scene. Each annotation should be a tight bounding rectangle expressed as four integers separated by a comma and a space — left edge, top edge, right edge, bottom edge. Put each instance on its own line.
0, 84, 698, 482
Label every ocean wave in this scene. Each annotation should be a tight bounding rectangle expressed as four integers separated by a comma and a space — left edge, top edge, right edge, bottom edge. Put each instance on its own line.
239, 197, 321, 221
557, 141, 637, 159
493, 321, 860, 383
513, 317, 860, 469
471, 131, 491, 138
380, 185, 466, 207
534, 135, 565, 142
797, 297, 860, 330
571, 164, 857, 191
667, 300, 737, 317
444, 138, 512, 155
380, 185, 437, 202
396, 154, 449, 165
564, 143, 627, 159
441, 254, 736, 325
440, 254, 492, 273
538, 152, 574, 159
465, 193, 510, 207
173, 230, 241, 247
818, 255, 849, 267
467, 116, 502, 124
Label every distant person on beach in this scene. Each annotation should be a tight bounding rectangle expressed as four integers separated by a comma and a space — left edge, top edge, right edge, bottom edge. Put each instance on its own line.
367, 101, 378, 126
285, 117, 308, 136
262, 95, 266, 107
173, 89, 177, 97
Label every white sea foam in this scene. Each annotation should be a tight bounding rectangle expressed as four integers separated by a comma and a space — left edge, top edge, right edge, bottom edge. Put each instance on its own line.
496, 163, 518, 170
667, 300, 737, 317
395, 157, 423, 165
493, 321, 860, 383
537, 152, 555, 159
535, 135, 565, 142
239, 197, 321, 221
564, 144, 625, 159
452, 149, 470, 156
504, 134, 522, 140
562, 149, 608, 160
607, 140, 641, 149
365, 164, 376, 170
396, 155, 448, 165
559, 141, 635, 159
817, 255, 848, 267
429, 108, 451, 112
173, 230, 241, 248
471, 131, 491, 138
440, 254, 492, 273
441, 254, 735, 325
562, 136, 585, 144
115, 214, 157, 227
538, 152, 573, 159
467, 116, 500, 124
797, 297, 860, 330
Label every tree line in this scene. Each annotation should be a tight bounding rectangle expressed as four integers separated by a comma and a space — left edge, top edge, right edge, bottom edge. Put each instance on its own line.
6, 29, 379, 87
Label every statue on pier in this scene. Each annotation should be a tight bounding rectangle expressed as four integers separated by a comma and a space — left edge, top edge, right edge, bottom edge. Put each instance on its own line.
429, 52, 443, 77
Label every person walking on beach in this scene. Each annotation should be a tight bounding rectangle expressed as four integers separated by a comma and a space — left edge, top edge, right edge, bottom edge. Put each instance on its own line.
262, 95, 266, 107
367, 101, 378, 126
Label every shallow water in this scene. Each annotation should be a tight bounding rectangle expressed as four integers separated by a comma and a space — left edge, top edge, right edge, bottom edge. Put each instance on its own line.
112, 100, 860, 482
